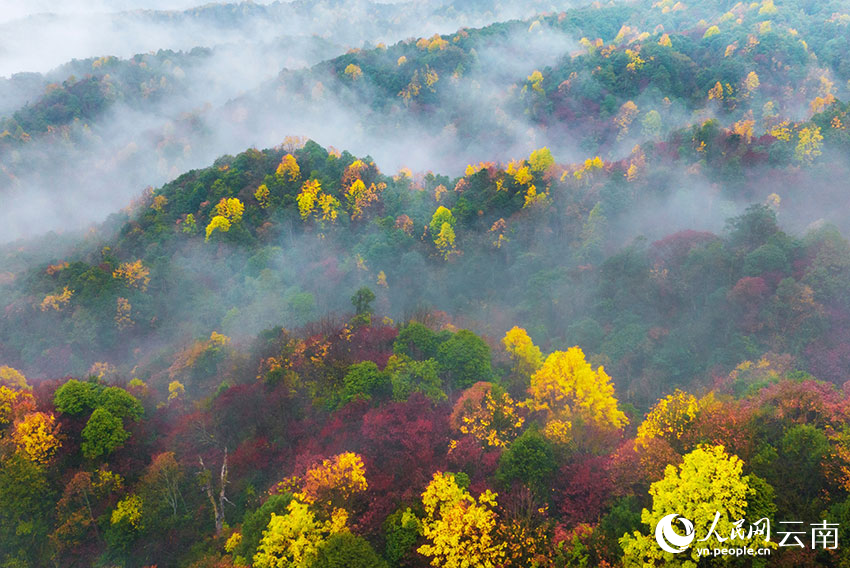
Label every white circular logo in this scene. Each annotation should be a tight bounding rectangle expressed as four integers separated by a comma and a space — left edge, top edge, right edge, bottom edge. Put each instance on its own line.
655, 513, 695, 553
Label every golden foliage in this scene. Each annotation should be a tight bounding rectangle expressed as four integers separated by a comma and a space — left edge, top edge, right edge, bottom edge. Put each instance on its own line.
343, 63, 363, 80
115, 297, 134, 330
527, 346, 628, 443
113, 260, 151, 291
40, 287, 74, 312
276, 154, 301, 182
795, 125, 823, 164
635, 390, 700, 449
502, 326, 543, 378
255, 184, 271, 208
418, 472, 506, 568
13, 411, 61, 464
299, 452, 368, 511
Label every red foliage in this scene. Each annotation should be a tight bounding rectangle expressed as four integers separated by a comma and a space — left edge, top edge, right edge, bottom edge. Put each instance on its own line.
650, 230, 718, 266
554, 455, 613, 526
750, 379, 849, 429
728, 276, 769, 332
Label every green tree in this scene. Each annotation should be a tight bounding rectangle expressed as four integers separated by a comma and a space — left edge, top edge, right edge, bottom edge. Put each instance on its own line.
0, 454, 53, 567
496, 428, 557, 499
393, 322, 440, 360
53, 379, 99, 415
340, 361, 390, 406
384, 507, 423, 566
351, 287, 376, 316
313, 531, 388, 568
81, 408, 130, 459
436, 329, 492, 391
386, 355, 445, 402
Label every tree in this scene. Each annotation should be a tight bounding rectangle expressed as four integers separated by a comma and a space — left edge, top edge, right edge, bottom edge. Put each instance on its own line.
300, 452, 368, 512
0, 453, 53, 566
344, 64, 363, 80
434, 223, 457, 259
386, 355, 444, 402
198, 449, 232, 536
313, 531, 387, 568
236, 493, 293, 561
641, 110, 662, 138
635, 390, 700, 451
340, 361, 390, 406
253, 500, 348, 568
12, 411, 61, 464
112, 259, 150, 291
0, 366, 29, 390
620, 445, 773, 566
52, 468, 122, 560
276, 154, 301, 182
795, 125, 823, 164
451, 382, 524, 448
496, 428, 557, 499
528, 147, 554, 173
418, 472, 506, 568
526, 346, 628, 444
206, 197, 244, 241
54, 379, 99, 415
429, 206, 455, 237
502, 326, 543, 384
351, 287, 375, 316
393, 322, 439, 360
140, 452, 184, 519
436, 329, 492, 391
81, 408, 129, 459
97, 386, 144, 421
384, 507, 423, 566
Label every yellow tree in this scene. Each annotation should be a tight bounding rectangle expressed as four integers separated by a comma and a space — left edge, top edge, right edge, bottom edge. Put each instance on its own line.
205, 197, 244, 241
615, 101, 639, 140
299, 452, 368, 512
635, 390, 700, 450
451, 383, 524, 448
620, 445, 774, 566
345, 178, 385, 220
795, 125, 823, 164
276, 154, 301, 183
708, 81, 724, 101
40, 287, 73, 311
255, 183, 271, 208
113, 260, 150, 291
115, 297, 133, 330
298, 179, 339, 224
743, 71, 760, 95
418, 472, 506, 568
434, 223, 457, 259
343, 64, 363, 80
0, 386, 35, 427
254, 501, 348, 568
526, 346, 627, 444
0, 366, 29, 391
528, 147, 554, 173
12, 411, 61, 464
502, 327, 543, 379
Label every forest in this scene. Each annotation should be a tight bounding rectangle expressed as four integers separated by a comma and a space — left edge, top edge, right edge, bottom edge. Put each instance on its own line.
2, 0, 850, 566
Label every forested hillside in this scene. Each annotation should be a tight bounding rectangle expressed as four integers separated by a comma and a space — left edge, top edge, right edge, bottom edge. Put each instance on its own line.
2, 0, 850, 566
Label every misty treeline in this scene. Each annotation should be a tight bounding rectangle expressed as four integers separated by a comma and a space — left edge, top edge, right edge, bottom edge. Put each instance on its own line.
2, 0, 850, 239
3, 0, 850, 566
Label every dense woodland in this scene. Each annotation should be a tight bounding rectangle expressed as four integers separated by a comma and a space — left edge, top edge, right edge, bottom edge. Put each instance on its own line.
2, 0, 850, 566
